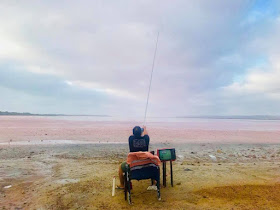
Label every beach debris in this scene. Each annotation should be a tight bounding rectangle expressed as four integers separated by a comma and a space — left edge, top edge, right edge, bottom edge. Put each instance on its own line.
245, 155, 257, 159
177, 155, 184, 160
56, 179, 79, 184
184, 168, 193, 171
147, 185, 157, 191
4, 185, 12, 189
112, 177, 116, 196
209, 155, 217, 162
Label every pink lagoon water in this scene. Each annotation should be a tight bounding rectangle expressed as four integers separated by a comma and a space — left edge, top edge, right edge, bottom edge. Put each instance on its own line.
0, 116, 279, 144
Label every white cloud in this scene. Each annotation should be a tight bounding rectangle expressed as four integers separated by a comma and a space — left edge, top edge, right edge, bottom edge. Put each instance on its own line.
223, 13, 280, 102
65, 80, 138, 99
224, 66, 280, 99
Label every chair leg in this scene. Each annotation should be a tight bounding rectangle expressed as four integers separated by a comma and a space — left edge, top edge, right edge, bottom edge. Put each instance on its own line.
126, 166, 132, 204
157, 181, 161, 200
124, 172, 127, 201
127, 176, 131, 204
157, 170, 161, 200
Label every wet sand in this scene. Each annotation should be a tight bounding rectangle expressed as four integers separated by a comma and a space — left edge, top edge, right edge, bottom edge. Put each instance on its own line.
0, 116, 280, 209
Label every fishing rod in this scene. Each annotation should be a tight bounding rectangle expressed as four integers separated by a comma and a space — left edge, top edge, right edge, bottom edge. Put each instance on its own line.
143, 31, 160, 125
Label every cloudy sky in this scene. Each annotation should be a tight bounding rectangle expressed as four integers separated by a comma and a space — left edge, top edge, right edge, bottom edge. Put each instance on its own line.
0, 0, 280, 117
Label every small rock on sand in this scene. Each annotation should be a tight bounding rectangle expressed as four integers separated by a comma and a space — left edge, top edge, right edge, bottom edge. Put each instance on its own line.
209, 155, 217, 161
4, 185, 12, 189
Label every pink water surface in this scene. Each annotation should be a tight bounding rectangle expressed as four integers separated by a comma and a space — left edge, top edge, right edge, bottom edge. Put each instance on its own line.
0, 116, 279, 144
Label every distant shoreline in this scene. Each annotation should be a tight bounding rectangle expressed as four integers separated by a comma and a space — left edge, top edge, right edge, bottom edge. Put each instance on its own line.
0, 111, 110, 117
176, 115, 280, 120
1, 111, 279, 120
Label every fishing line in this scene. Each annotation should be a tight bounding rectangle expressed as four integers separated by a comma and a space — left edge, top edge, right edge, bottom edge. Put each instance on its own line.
143, 31, 159, 125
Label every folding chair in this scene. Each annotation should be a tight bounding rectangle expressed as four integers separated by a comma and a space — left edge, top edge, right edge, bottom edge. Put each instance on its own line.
124, 163, 161, 204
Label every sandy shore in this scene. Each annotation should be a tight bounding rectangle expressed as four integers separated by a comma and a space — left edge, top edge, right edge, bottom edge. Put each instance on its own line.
0, 116, 280, 209
1, 143, 280, 209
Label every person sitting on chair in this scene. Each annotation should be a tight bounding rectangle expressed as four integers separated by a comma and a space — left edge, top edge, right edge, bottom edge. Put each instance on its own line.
117, 125, 149, 189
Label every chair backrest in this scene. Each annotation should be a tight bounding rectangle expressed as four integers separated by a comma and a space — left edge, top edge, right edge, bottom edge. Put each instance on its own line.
127, 152, 161, 181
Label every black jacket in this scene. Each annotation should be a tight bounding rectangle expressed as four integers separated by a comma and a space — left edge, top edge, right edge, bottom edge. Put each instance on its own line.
128, 135, 150, 152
